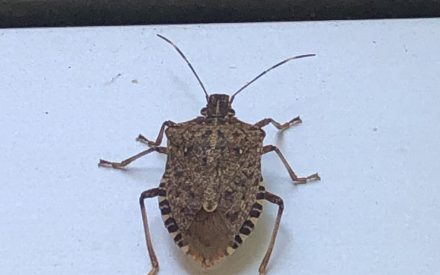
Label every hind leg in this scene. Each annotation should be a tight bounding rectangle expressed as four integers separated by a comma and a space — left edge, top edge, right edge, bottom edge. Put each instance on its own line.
139, 188, 162, 275
258, 191, 284, 275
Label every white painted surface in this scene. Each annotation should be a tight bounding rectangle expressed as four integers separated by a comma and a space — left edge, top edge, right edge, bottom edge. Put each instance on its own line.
1, 19, 439, 275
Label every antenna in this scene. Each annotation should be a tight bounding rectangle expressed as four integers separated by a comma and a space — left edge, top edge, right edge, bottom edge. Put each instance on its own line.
157, 34, 209, 102
230, 54, 316, 104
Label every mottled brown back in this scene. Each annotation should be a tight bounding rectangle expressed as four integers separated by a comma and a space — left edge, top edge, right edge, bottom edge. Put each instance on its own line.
162, 117, 265, 265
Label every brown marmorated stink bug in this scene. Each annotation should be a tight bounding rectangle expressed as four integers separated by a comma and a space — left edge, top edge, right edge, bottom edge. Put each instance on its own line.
99, 34, 320, 275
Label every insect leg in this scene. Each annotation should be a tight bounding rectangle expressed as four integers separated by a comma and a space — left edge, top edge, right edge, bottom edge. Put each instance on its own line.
258, 191, 284, 275
254, 116, 302, 130
262, 145, 320, 184
139, 188, 161, 275
137, 121, 176, 147
98, 146, 167, 169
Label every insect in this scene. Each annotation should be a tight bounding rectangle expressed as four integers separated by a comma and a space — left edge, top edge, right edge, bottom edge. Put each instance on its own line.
99, 34, 320, 275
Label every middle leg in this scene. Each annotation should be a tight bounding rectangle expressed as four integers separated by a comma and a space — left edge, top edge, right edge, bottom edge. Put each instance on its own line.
262, 145, 320, 184
99, 146, 167, 169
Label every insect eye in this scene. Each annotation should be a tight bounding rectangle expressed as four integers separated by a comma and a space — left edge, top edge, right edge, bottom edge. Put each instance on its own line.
200, 108, 207, 116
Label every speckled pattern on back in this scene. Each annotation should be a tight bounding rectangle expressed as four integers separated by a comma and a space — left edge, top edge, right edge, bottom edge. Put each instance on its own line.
158, 117, 266, 267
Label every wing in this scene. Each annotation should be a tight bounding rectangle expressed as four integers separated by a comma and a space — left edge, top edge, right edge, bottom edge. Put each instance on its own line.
216, 123, 264, 234
162, 119, 265, 265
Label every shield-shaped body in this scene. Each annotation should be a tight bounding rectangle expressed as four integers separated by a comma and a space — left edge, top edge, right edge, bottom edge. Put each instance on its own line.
158, 116, 266, 267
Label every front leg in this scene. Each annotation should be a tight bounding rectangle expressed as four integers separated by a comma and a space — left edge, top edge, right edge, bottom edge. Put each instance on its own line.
255, 116, 302, 131
137, 120, 176, 147
262, 145, 320, 184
